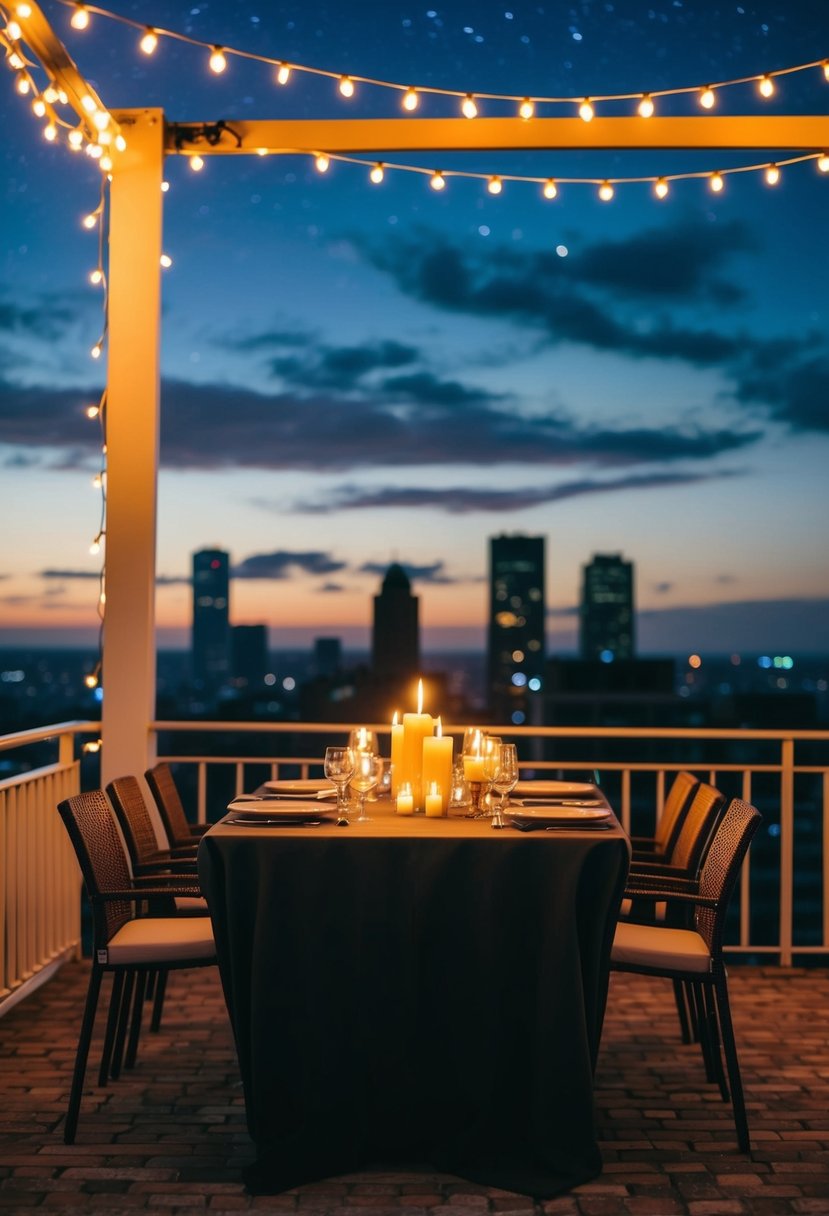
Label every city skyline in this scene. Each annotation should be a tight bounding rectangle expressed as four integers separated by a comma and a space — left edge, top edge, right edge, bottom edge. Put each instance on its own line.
1, 0, 828, 655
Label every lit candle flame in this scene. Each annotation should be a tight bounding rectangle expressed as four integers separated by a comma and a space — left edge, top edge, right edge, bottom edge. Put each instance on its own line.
392, 710, 398, 726
417, 678, 423, 714
436, 716, 442, 738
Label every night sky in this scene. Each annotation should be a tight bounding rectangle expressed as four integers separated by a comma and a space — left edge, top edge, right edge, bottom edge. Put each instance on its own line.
1, 0, 828, 653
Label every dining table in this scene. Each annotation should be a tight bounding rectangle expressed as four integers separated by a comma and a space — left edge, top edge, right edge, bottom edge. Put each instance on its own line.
197, 789, 630, 1198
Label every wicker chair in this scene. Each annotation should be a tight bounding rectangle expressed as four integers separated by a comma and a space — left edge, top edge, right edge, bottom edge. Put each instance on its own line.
611, 797, 762, 1153
106, 775, 199, 878
627, 780, 725, 887
629, 770, 699, 863
145, 762, 209, 849
57, 790, 215, 1144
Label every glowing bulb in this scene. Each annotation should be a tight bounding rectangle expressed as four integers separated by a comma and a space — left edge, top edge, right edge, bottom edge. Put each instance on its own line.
579, 98, 594, 122
638, 93, 654, 118
209, 46, 227, 74
92, 474, 102, 489
461, 93, 478, 119
6, 19, 22, 38
276, 62, 290, 85
654, 177, 669, 198
598, 180, 614, 201
314, 153, 329, 172
256, 147, 268, 157
16, 3, 33, 17
542, 178, 557, 200
758, 74, 775, 98
114, 133, 127, 152
83, 739, 101, 753
403, 86, 418, 111
430, 170, 446, 191
15, 74, 30, 95
709, 170, 724, 193
140, 27, 158, 55
82, 212, 98, 229
43, 122, 57, 142
160, 253, 172, 268
89, 269, 103, 285
817, 153, 829, 172
70, 4, 89, 30
89, 539, 101, 554
32, 97, 46, 117
85, 404, 100, 418
99, 154, 112, 172
765, 163, 780, 185
43, 86, 59, 104
84, 673, 98, 688
189, 155, 204, 171
80, 94, 97, 114
699, 86, 716, 109
823, 60, 829, 82
97, 129, 112, 146
487, 175, 502, 195
58, 89, 68, 105
87, 143, 103, 159
369, 163, 384, 184
90, 342, 102, 359
519, 97, 535, 120
338, 75, 354, 98
99, 590, 106, 605
8, 52, 23, 69
161, 180, 170, 192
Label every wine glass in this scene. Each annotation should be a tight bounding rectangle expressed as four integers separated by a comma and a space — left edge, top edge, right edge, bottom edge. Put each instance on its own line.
491, 744, 519, 826
350, 750, 381, 822
348, 727, 378, 755
324, 746, 355, 825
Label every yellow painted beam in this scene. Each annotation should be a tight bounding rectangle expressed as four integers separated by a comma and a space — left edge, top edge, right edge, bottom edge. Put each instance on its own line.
164, 115, 829, 156
15, 1, 108, 128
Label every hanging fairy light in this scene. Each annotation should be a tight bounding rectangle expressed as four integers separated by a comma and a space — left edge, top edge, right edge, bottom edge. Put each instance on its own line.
69, 3, 89, 30
638, 93, 655, 117
699, 86, 716, 109
757, 74, 775, 98
461, 93, 478, 118
654, 176, 669, 198
578, 97, 594, 122
519, 97, 535, 120
338, 74, 354, 98
487, 175, 502, 195
369, 162, 384, 184
765, 163, 780, 185
709, 170, 724, 192
208, 46, 227, 74
189, 154, 204, 171
429, 170, 446, 191
402, 86, 418, 111
314, 153, 330, 172
542, 178, 558, 199
275, 62, 291, 84
598, 180, 614, 201
139, 27, 158, 55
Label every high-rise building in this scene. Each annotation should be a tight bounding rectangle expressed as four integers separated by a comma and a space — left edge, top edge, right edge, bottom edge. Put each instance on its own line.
487, 535, 546, 724
372, 563, 419, 692
580, 552, 635, 661
192, 548, 230, 692
312, 637, 342, 679
231, 624, 268, 690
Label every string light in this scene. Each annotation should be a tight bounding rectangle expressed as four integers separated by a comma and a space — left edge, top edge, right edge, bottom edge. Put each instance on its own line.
402, 86, 418, 111
90, 340, 103, 358
16, 3, 33, 16
6, 19, 22, 39
189, 154, 204, 171
83, 738, 102, 753
638, 93, 654, 117
160, 252, 172, 267
43, 85, 59, 103
817, 154, 829, 172
314, 152, 329, 172
654, 176, 669, 198
579, 98, 594, 122
823, 60, 829, 82
758, 74, 775, 98
89, 268, 103, 284
461, 93, 478, 118
69, 4, 89, 30
68, 127, 84, 149
85, 404, 100, 419
80, 94, 97, 114
699, 86, 716, 109
542, 178, 558, 199
82, 210, 99, 228
114, 133, 126, 152
598, 180, 614, 201
429, 170, 446, 191
275, 62, 290, 85
31, 96, 46, 116
43, 121, 57, 141
519, 97, 534, 120
338, 74, 354, 97
765, 163, 780, 185
14, 73, 30, 94
161, 180, 170, 191
369, 162, 384, 183
139, 27, 158, 55
709, 170, 724, 192
8, 51, 24, 70
487, 175, 502, 195
208, 45, 227, 74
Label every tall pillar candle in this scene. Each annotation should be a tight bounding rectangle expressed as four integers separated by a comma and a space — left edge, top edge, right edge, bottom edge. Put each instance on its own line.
421, 720, 453, 815
401, 711, 434, 809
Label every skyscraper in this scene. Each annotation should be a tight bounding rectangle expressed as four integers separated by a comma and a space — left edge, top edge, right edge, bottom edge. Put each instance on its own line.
231, 623, 268, 690
372, 563, 419, 692
580, 553, 635, 661
192, 548, 230, 693
487, 535, 546, 724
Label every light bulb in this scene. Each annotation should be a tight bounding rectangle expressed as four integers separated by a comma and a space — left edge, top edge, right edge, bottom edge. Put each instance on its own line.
89, 269, 103, 285
58, 89, 68, 105
276, 62, 290, 85
140, 27, 158, 55
16, 3, 33, 16
81, 94, 97, 114
823, 60, 829, 82
84, 673, 98, 688
579, 98, 594, 122
99, 154, 112, 172
114, 133, 126, 152
709, 171, 724, 192
82, 212, 98, 229
68, 128, 84, 150
85, 404, 100, 418
256, 147, 268, 157
209, 46, 227, 74
519, 98, 535, 120
97, 129, 112, 145
43, 122, 57, 142
598, 180, 614, 201
461, 93, 478, 119
92, 474, 102, 489
87, 143, 103, 159
369, 163, 384, 184
654, 177, 669, 199
6, 19, 22, 38
430, 170, 446, 191
99, 590, 106, 605
190, 155, 204, 171
403, 86, 418, 111
161, 180, 170, 192
8, 52, 24, 69
32, 97, 46, 117
542, 178, 557, 200
487, 175, 502, 195
338, 75, 354, 98
89, 540, 101, 554
90, 342, 102, 359
160, 253, 172, 268
83, 739, 101, 753
70, 4, 89, 30
817, 153, 829, 173
15, 73, 30, 95
315, 153, 329, 173
765, 163, 780, 185
638, 93, 654, 118
758, 75, 774, 98
43, 85, 59, 104
699, 86, 716, 109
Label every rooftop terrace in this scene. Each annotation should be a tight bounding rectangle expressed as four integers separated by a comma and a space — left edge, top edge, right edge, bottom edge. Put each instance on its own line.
1, 962, 828, 1215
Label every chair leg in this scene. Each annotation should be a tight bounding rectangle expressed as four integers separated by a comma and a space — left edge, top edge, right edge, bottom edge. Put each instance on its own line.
672, 979, 692, 1044
713, 972, 751, 1153
98, 970, 125, 1087
110, 970, 135, 1080
702, 982, 729, 1101
64, 964, 104, 1145
150, 969, 168, 1032
684, 980, 700, 1042
124, 971, 147, 1070
691, 982, 720, 1085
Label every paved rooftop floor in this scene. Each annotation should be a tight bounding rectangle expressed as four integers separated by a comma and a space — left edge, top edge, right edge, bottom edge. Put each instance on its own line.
1, 961, 828, 1215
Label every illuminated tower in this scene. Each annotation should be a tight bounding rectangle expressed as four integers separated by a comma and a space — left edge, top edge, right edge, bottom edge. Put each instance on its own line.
372, 563, 419, 690
487, 535, 546, 723
192, 548, 230, 692
580, 553, 635, 661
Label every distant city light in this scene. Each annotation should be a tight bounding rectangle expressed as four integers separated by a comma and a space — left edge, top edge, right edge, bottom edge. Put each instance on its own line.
511, 710, 526, 724
264, 673, 276, 686
730, 653, 741, 666
688, 654, 702, 669
511, 672, 527, 686
528, 677, 542, 691
758, 655, 773, 669
600, 649, 614, 664
282, 676, 296, 691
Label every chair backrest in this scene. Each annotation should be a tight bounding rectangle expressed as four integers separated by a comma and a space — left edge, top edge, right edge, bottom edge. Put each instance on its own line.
106, 775, 166, 867
666, 781, 726, 875
57, 790, 135, 946
145, 762, 192, 846
654, 770, 699, 853
695, 798, 762, 957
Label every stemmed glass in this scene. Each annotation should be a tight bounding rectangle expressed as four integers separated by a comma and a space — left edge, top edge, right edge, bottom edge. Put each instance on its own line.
349, 750, 381, 822
348, 727, 378, 755
491, 743, 519, 828
324, 746, 355, 825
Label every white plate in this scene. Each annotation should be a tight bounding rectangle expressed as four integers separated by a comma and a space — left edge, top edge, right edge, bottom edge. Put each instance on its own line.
514, 780, 599, 798
507, 805, 611, 825
263, 779, 335, 796
227, 798, 336, 820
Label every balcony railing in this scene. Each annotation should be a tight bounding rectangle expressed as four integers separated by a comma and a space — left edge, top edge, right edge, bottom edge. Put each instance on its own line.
1, 717, 827, 1019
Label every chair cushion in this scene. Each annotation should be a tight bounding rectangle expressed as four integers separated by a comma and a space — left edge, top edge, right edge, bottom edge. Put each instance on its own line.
105, 916, 215, 964
174, 896, 209, 915
612, 921, 712, 973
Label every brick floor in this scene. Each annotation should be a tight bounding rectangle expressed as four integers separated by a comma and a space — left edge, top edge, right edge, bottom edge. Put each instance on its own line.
1, 964, 828, 1215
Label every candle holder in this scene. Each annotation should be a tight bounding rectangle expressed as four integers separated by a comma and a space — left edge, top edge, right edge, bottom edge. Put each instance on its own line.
467, 779, 489, 817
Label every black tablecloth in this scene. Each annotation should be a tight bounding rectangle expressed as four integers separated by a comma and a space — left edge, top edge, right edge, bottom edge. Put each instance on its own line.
198, 805, 629, 1198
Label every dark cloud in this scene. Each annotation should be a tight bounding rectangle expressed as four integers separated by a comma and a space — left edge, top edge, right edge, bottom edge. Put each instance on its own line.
358, 561, 454, 584
0, 380, 102, 454
318, 582, 345, 593
0, 294, 79, 340
734, 353, 829, 433
40, 569, 100, 580
269, 337, 420, 391
226, 329, 313, 353
298, 470, 733, 515
380, 371, 504, 406
232, 550, 348, 580
653, 582, 674, 595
